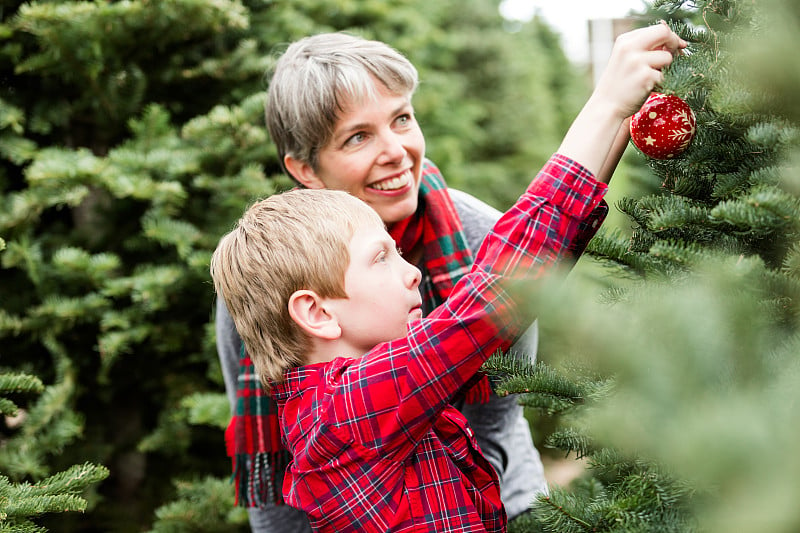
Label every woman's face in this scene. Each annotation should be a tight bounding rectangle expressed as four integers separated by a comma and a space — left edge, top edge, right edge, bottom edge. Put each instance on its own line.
286, 82, 426, 226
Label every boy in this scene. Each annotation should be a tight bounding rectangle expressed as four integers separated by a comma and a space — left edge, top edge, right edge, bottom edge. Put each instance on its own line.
222, 31, 552, 530
211, 23, 685, 532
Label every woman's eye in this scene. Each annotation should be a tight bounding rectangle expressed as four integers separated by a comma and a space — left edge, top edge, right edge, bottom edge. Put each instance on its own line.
345, 132, 366, 146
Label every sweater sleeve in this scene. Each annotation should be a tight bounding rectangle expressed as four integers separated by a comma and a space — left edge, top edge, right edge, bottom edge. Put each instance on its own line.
215, 296, 243, 413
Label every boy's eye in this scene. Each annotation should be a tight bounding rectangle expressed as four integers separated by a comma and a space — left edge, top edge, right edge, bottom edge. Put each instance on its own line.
395, 114, 410, 127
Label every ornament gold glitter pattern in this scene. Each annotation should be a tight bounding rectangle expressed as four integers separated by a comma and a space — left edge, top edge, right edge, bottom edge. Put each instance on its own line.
630, 93, 696, 160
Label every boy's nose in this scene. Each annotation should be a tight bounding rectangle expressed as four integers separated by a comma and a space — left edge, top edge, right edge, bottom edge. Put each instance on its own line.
406, 264, 422, 289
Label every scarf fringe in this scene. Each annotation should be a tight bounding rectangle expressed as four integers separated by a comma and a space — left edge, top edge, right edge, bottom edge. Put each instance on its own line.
227, 421, 289, 507
231, 451, 290, 507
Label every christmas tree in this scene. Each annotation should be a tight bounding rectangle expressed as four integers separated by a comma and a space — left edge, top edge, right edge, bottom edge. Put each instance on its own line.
489, 1, 800, 531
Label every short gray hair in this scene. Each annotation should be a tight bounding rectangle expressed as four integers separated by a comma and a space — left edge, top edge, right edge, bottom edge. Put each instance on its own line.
265, 32, 419, 177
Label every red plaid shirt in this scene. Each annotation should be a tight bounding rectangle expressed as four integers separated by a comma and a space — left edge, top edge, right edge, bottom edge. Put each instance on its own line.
271, 154, 607, 532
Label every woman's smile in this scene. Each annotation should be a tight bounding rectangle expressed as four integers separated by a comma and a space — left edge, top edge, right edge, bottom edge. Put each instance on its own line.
368, 169, 413, 192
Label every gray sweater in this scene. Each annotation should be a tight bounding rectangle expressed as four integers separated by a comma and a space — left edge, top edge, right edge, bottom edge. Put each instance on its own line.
216, 189, 546, 531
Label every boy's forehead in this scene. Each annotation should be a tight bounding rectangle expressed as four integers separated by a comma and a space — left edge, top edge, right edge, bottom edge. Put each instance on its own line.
355, 211, 387, 232
345, 196, 385, 225
350, 220, 392, 246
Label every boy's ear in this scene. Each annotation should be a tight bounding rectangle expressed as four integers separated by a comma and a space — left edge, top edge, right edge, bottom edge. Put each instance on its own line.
284, 155, 325, 189
288, 290, 341, 340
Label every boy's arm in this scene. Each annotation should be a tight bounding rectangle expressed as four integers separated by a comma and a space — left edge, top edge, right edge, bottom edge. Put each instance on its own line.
559, 23, 686, 180
330, 23, 686, 459
597, 118, 632, 185
336, 156, 606, 458
557, 24, 686, 260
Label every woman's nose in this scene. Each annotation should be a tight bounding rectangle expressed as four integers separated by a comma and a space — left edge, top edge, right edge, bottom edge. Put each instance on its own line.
377, 130, 406, 164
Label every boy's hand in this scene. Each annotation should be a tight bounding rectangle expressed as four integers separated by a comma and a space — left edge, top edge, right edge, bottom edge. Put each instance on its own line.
557, 22, 687, 180
595, 22, 688, 119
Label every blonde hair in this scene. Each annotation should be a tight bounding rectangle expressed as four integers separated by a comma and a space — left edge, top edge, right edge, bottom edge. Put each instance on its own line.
210, 189, 382, 387
266, 32, 419, 176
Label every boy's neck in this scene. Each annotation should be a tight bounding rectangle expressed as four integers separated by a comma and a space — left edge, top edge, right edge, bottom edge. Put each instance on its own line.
303, 338, 365, 367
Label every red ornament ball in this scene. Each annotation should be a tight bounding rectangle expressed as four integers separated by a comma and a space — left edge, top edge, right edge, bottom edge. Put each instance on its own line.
630, 93, 696, 159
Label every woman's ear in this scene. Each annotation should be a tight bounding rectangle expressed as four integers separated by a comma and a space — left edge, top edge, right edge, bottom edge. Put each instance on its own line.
288, 290, 341, 340
284, 155, 325, 189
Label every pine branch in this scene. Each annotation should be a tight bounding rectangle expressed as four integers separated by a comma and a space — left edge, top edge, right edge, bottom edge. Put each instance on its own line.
148, 476, 245, 533
0, 373, 45, 396
50, 248, 121, 286
0, 368, 108, 528
0, 463, 109, 519
648, 239, 744, 269
30, 463, 109, 496
711, 185, 800, 236
481, 353, 611, 416
27, 294, 109, 334
180, 392, 230, 430
638, 195, 712, 232
0, 339, 83, 480
783, 242, 800, 277
0, 373, 44, 418
544, 427, 596, 459
530, 488, 599, 533
141, 212, 202, 260
101, 265, 185, 311
585, 228, 655, 277
0, 520, 47, 533
96, 322, 150, 371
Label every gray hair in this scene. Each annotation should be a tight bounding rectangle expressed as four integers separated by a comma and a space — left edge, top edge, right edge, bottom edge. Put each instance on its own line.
265, 32, 419, 176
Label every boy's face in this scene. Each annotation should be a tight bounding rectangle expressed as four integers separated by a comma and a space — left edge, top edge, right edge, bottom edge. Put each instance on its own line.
302, 82, 425, 226
324, 221, 423, 355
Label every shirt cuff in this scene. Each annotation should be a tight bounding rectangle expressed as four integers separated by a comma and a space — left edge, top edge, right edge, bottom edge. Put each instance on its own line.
526, 153, 608, 221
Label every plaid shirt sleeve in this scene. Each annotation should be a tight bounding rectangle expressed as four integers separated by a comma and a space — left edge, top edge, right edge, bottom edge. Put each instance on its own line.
330, 153, 607, 458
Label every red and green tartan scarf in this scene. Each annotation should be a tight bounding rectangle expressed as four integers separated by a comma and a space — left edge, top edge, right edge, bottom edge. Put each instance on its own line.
226, 160, 493, 507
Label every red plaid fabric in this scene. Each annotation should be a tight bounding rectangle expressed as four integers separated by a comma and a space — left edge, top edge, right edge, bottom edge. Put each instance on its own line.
271, 154, 607, 532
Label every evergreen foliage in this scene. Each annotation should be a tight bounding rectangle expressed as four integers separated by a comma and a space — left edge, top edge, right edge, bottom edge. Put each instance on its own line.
147, 476, 247, 533
482, 0, 800, 531
0, 0, 584, 529
0, 370, 108, 530
0, 463, 109, 532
